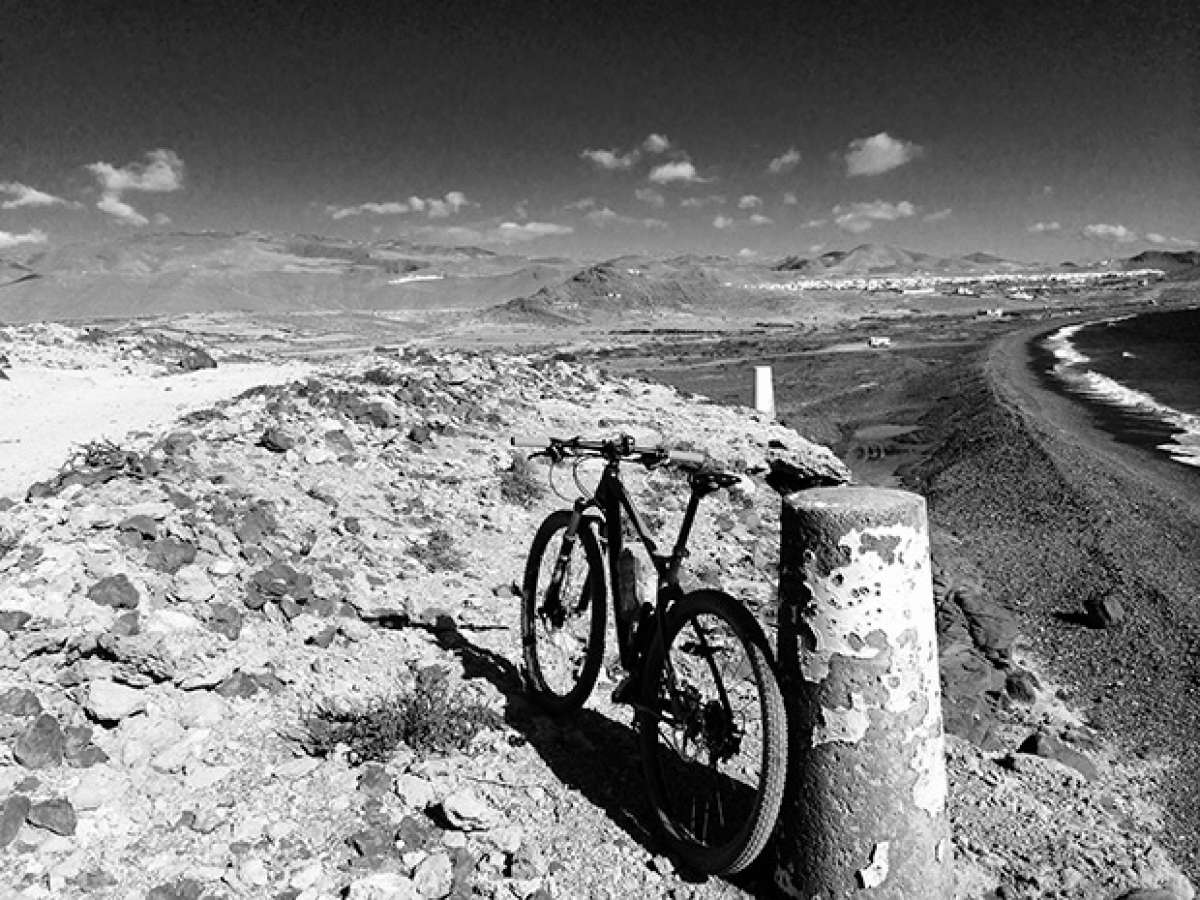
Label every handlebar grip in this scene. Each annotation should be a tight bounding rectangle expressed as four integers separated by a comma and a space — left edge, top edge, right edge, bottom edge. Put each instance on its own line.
511, 434, 553, 449
667, 449, 707, 466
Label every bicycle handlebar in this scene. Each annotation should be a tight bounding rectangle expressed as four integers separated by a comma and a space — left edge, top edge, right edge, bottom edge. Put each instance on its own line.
510, 434, 708, 468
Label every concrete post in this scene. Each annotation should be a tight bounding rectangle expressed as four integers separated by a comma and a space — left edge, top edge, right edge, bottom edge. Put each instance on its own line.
754, 365, 776, 419
773, 487, 952, 899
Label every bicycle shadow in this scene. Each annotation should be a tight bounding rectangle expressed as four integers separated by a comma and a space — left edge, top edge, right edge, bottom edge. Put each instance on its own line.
424, 616, 780, 897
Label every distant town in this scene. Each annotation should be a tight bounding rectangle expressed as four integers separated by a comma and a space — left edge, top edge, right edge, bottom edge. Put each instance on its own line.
740, 267, 1166, 297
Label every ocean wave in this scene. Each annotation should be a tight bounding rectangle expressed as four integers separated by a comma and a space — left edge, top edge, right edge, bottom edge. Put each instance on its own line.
1044, 322, 1200, 469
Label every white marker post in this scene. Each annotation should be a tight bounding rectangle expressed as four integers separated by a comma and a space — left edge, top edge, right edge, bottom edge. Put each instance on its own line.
754, 365, 776, 419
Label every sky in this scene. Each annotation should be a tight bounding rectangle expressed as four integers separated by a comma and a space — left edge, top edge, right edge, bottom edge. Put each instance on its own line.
1, 0, 1198, 263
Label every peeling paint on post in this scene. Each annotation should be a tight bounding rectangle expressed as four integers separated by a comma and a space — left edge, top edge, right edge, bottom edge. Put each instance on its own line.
773, 487, 952, 899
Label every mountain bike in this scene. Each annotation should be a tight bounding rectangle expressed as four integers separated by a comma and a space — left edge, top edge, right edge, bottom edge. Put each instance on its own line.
511, 434, 787, 876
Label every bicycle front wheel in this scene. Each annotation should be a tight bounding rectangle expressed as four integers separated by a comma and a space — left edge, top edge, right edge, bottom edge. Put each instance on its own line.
637, 590, 787, 875
521, 510, 607, 715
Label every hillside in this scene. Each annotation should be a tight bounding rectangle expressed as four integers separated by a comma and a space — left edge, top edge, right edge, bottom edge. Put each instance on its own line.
0, 325, 1192, 898
773, 244, 1029, 277
485, 260, 732, 325
0, 233, 575, 323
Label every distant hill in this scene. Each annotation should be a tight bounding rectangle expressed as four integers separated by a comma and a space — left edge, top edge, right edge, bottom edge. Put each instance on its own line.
0, 232, 576, 322
773, 243, 1029, 277
1122, 249, 1200, 280
485, 259, 729, 325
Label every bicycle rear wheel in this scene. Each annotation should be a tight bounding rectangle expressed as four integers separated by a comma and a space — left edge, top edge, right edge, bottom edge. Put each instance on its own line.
521, 510, 607, 715
637, 589, 787, 875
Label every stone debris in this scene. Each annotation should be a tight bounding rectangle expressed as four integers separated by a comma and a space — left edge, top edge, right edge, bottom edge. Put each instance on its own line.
0, 330, 1191, 899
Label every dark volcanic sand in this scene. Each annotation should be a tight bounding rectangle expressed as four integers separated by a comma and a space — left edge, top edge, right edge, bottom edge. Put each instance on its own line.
613, 311, 1200, 881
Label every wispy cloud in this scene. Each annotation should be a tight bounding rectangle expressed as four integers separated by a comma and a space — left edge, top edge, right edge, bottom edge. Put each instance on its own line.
680, 194, 725, 208
802, 218, 828, 228
767, 148, 801, 175
0, 182, 75, 210
1146, 232, 1197, 247
643, 133, 671, 154
782, 192, 799, 206
0, 228, 48, 249
96, 194, 151, 226
328, 192, 471, 220
1028, 221, 1062, 233
833, 200, 916, 233
635, 187, 666, 208
737, 194, 762, 210
844, 132, 924, 177
496, 221, 574, 241
649, 160, 705, 185
564, 197, 597, 211
1082, 222, 1138, 243
923, 208, 952, 222
586, 207, 670, 231
85, 148, 185, 225
581, 148, 638, 171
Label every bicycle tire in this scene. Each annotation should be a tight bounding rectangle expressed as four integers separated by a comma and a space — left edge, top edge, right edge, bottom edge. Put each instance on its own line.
521, 510, 607, 715
637, 589, 787, 875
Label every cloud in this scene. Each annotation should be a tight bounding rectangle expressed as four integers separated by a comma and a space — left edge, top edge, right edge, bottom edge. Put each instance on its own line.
833, 199, 916, 233
643, 133, 671, 154
802, 218, 828, 228
649, 160, 704, 185
586, 207, 670, 231
0, 228, 48, 249
782, 192, 799, 206
0, 182, 74, 210
512, 199, 529, 220
564, 197, 597, 211
1082, 223, 1138, 243
328, 192, 470, 220
748, 213, 773, 226
844, 132, 924, 177
85, 148, 185, 225
680, 194, 725, 208
495, 221, 574, 242
1028, 221, 1061, 233
713, 215, 734, 230
427, 191, 470, 219
581, 148, 638, 171
586, 207, 620, 227
96, 194, 150, 226
1146, 232, 1197, 247
924, 208, 952, 222
737, 248, 759, 259
737, 194, 762, 210
87, 149, 184, 194
767, 148, 801, 175
635, 187, 666, 209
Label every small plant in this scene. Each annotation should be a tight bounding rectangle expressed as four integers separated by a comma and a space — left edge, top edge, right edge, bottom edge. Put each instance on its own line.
361, 366, 405, 386
413, 528, 464, 572
301, 666, 499, 765
498, 453, 544, 507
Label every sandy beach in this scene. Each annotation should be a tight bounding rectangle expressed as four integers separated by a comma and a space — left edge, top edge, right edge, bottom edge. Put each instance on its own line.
920, 316, 1200, 879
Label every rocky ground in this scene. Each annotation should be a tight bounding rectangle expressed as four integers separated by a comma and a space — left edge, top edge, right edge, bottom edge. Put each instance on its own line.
0, 324, 1194, 899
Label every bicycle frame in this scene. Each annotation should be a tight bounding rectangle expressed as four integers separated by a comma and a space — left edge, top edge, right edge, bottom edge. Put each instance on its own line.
558, 457, 721, 670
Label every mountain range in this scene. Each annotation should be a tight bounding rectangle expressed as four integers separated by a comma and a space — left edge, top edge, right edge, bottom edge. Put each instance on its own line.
0, 234, 1191, 324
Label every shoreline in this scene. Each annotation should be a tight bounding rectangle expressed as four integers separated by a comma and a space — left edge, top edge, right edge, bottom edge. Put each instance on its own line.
922, 314, 1200, 880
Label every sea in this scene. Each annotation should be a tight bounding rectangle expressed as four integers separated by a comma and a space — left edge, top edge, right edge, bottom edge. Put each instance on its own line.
1038, 305, 1200, 471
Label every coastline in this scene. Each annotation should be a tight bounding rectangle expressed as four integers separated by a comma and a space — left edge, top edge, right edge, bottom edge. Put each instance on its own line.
918, 314, 1200, 880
